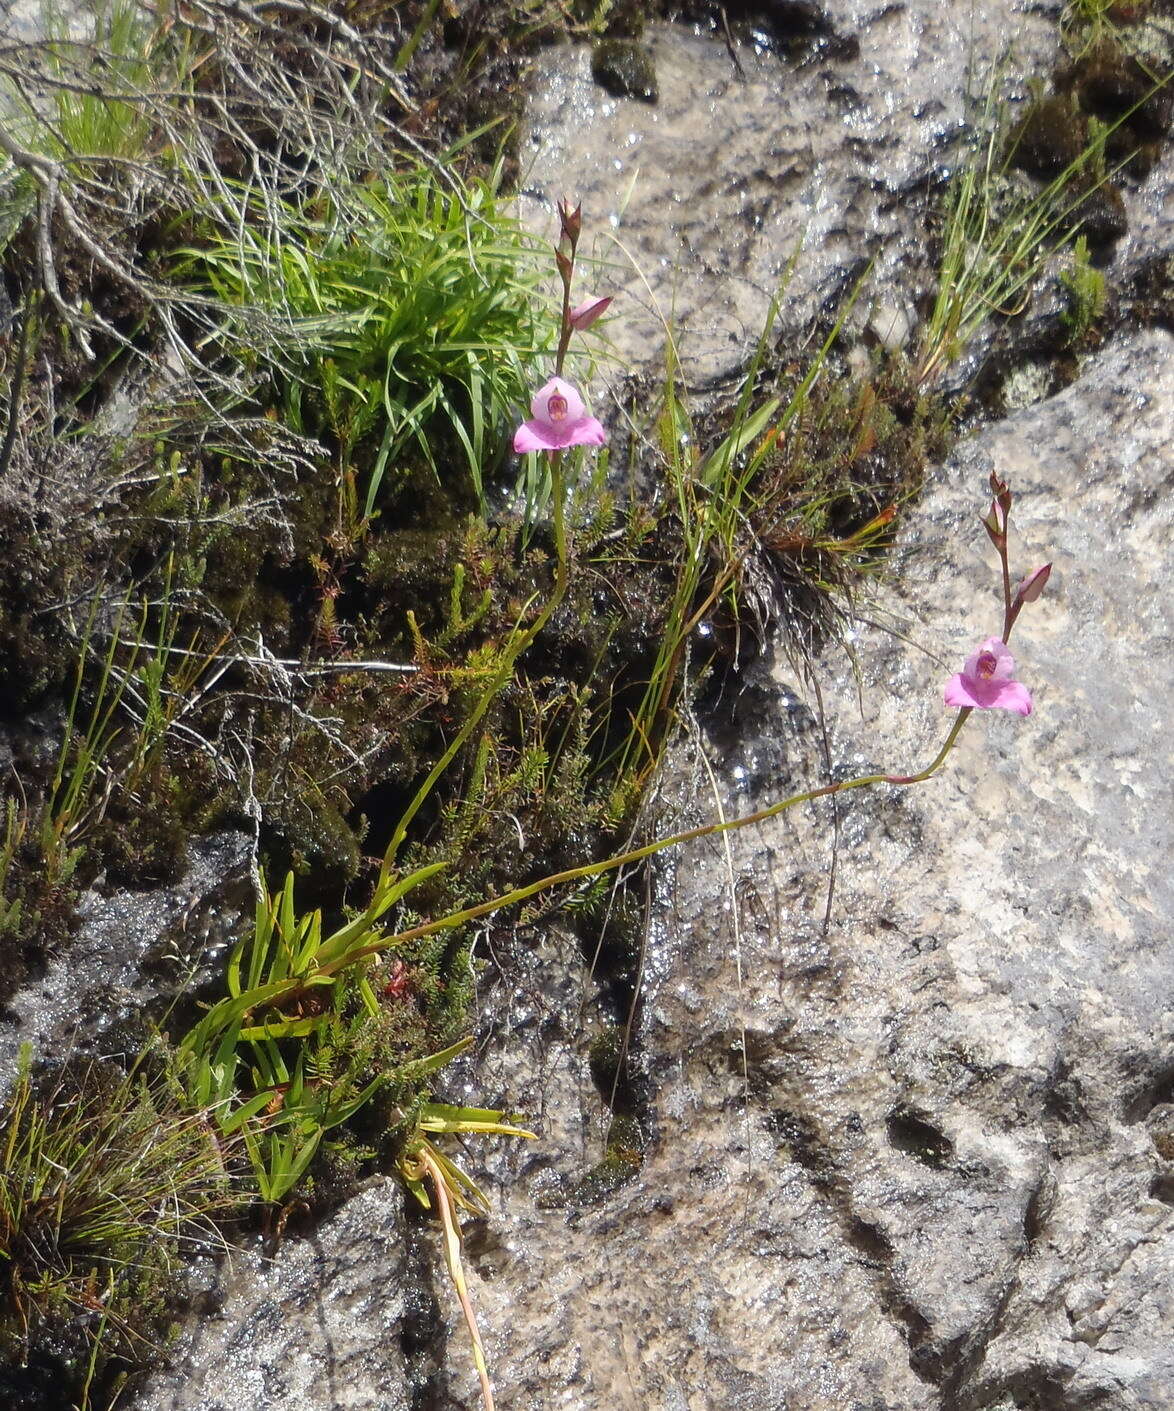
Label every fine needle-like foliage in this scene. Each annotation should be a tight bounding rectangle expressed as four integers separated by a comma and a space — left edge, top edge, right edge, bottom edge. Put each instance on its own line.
177, 159, 551, 518
913, 69, 1138, 386
0, 1047, 232, 1388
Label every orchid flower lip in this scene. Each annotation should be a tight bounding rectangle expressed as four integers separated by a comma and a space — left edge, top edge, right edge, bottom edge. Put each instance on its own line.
513, 375, 607, 455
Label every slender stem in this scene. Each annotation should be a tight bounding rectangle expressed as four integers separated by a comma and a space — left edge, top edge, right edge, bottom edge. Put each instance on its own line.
554, 226, 576, 376
383, 456, 568, 864
554, 282, 573, 377
322, 708, 974, 977
549, 450, 566, 569
1000, 543, 1014, 642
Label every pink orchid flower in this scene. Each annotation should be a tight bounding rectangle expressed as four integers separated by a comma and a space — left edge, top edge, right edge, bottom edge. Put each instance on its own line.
513, 376, 606, 454
943, 637, 1033, 716
567, 295, 612, 331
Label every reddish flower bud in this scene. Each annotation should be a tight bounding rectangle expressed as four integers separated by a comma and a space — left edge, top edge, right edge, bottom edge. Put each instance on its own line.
988, 471, 1013, 521
557, 198, 582, 248
555, 248, 573, 287
981, 499, 1007, 549
1015, 562, 1051, 604
567, 294, 612, 331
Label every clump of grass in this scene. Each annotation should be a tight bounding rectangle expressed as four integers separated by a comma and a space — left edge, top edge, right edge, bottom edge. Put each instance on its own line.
4, 0, 166, 162
917, 28, 1172, 386
0, 1047, 233, 1402
915, 108, 1108, 386
605, 279, 941, 809
177, 159, 550, 519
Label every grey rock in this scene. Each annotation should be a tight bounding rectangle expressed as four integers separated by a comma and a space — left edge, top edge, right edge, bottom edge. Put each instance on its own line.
427, 330, 1174, 1410
131, 1181, 420, 1411
0, 831, 252, 1097
518, 6, 1058, 384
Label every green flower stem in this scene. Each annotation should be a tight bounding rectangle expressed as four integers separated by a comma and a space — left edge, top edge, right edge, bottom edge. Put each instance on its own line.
554, 282, 573, 377
384, 452, 568, 864
324, 707, 973, 977
549, 449, 567, 569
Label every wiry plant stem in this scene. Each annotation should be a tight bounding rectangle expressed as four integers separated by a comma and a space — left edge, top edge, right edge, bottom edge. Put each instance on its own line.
321, 708, 975, 978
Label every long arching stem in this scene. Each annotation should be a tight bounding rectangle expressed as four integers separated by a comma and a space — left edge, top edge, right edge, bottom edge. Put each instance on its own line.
322, 707, 973, 976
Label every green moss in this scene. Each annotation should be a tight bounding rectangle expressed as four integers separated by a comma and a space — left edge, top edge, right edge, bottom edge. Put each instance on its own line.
1059, 234, 1108, 345
570, 1114, 645, 1205
1068, 173, 1129, 245
1068, 35, 1172, 134
588, 1026, 626, 1094
1008, 92, 1090, 177
591, 39, 658, 102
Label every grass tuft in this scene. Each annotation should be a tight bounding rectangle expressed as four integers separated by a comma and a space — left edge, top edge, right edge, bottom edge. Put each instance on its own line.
176, 160, 550, 519
0, 1046, 233, 1399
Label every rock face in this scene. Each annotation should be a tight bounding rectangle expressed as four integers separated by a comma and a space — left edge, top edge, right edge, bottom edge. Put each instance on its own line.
0, 832, 252, 1100
420, 328, 1172, 1411
137, 347, 1174, 1410
132, 1182, 423, 1411
518, 3, 1057, 383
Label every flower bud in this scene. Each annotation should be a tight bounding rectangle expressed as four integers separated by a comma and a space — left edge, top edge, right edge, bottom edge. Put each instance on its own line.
555, 248, 573, 287
981, 499, 1007, 549
557, 198, 582, 248
1015, 562, 1051, 604
567, 294, 612, 331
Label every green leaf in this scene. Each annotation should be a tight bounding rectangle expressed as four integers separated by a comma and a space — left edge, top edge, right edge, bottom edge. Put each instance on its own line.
314, 860, 448, 967
398, 1036, 472, 1081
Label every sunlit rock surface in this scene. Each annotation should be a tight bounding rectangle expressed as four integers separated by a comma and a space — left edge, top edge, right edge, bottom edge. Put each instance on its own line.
0, 832, 251, 1101
132, 1181, 420, 1411
442, 330, 1174, 1411
518, 4, 1056, 385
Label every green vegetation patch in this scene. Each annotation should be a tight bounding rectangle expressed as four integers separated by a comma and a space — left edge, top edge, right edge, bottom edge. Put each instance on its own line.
0, 1049, 232, 1409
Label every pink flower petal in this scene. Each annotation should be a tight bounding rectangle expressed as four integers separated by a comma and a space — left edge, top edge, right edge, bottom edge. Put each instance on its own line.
564, 415, 606, 447
531, 376, 586, 425
962, 637, 1016, 682
944, 673, 983, 710
515, 377, 607, 455
988, 680, 1033, 716
944, 637, 1033, 715
514, 421, 560, 453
